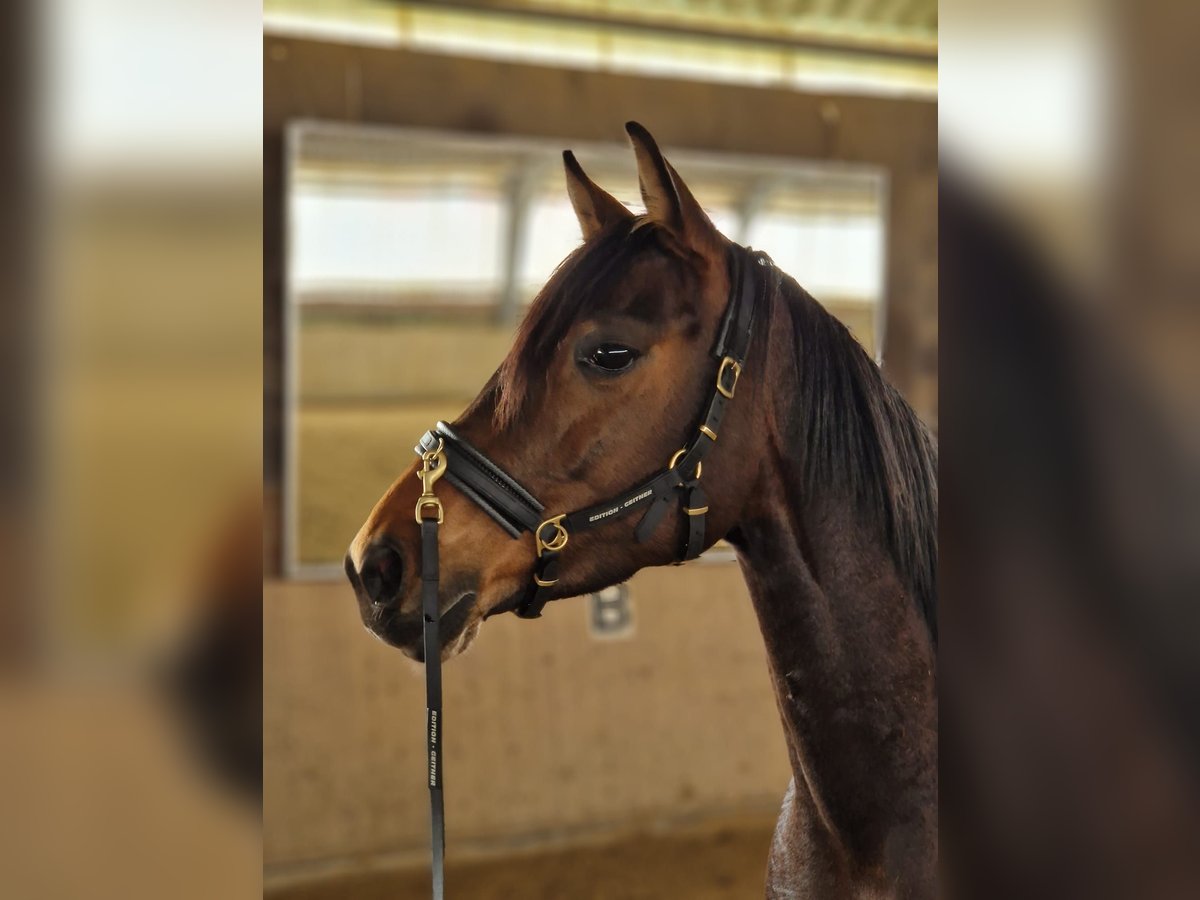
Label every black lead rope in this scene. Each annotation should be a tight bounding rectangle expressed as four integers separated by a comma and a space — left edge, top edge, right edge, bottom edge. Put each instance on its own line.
421, 518, 444, 900
416, 446, 447, 900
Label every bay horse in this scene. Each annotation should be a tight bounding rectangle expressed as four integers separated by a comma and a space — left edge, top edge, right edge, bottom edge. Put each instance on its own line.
346, 123, 937, 898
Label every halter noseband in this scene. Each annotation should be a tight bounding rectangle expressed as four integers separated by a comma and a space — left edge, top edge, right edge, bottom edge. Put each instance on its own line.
415, 244, 766, 619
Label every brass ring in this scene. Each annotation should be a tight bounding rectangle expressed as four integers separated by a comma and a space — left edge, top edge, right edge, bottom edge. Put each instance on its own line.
668, 448, 702, 480
536, 515, 569, 557
421, 436, 445, 462
415, 497, 444, 525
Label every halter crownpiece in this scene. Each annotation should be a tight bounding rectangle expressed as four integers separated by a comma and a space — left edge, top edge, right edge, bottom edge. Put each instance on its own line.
413, 244, 768, 620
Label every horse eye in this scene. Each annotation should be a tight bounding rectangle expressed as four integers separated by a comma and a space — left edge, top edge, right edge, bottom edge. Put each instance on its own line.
586, 343, 640, 372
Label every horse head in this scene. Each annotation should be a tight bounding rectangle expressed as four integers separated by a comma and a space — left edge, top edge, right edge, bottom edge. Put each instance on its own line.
345, 123, 764, 659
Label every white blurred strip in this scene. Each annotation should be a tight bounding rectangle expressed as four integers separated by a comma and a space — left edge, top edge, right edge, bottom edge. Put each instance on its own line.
940, 9, 1107, 189
44, 0, 262, 175
263, 7, 936, 99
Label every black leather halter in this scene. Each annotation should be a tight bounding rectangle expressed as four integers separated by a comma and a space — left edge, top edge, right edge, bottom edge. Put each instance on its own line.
415, 245, 766, 619
410, 245, 767, 898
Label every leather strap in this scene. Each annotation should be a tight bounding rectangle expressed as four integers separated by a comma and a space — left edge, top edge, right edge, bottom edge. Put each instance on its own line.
715, 248, 759, 362
420, 515, 445, 900
682, 480, 708, 561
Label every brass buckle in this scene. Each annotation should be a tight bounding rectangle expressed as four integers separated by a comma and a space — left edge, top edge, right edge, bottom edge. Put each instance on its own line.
668, 448, 702, 480
685, 505, 709, 516
716, 356, 741, 399
414, 438, 447, 524
533, 574, 558, 587
535, 514, 569, 557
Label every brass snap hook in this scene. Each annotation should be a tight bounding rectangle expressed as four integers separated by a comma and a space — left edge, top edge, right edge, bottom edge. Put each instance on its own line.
415, 438, 447, 524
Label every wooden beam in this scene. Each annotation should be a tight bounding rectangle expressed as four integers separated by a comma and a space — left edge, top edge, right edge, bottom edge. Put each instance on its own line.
263, 38, 936, 168
382, 0, 937, 63
497, 157, 546, 325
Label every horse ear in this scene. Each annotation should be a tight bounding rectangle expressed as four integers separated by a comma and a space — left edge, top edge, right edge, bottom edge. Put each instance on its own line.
625, 121, 718, 247
563, 150, 632, 240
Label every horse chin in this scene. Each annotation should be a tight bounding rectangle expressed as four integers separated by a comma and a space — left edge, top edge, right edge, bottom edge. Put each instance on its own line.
371, 590, 478, 662
413, 584, 528, 659
436, 591, 479, 659
448, 617, 483, 657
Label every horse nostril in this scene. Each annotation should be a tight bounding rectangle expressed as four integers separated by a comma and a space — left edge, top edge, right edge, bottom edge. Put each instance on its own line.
359, 541, 405, 607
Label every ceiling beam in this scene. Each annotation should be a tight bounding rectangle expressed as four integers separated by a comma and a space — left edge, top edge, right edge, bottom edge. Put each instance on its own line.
382, 0, 937, 63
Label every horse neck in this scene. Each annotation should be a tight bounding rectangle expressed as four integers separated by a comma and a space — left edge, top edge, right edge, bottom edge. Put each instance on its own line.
726, 286, 937, 887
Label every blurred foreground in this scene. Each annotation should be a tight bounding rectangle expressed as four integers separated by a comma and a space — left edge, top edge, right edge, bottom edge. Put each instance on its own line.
1, 680, 261, 899
939, 1, 1200, 895
0, 1, 263, 898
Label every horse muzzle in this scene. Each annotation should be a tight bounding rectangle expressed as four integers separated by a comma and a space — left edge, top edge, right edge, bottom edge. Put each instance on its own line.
345, 544, 478, 660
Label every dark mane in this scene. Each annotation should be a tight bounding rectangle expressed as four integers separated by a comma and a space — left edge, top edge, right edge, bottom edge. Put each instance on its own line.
771, 272, 939, 645
495, 219, 684, 429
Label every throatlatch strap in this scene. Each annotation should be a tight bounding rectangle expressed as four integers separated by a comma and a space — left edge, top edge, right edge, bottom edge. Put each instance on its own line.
420, 516, 445, 900
517, 550, 560, 619
682, 480, 708, 561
